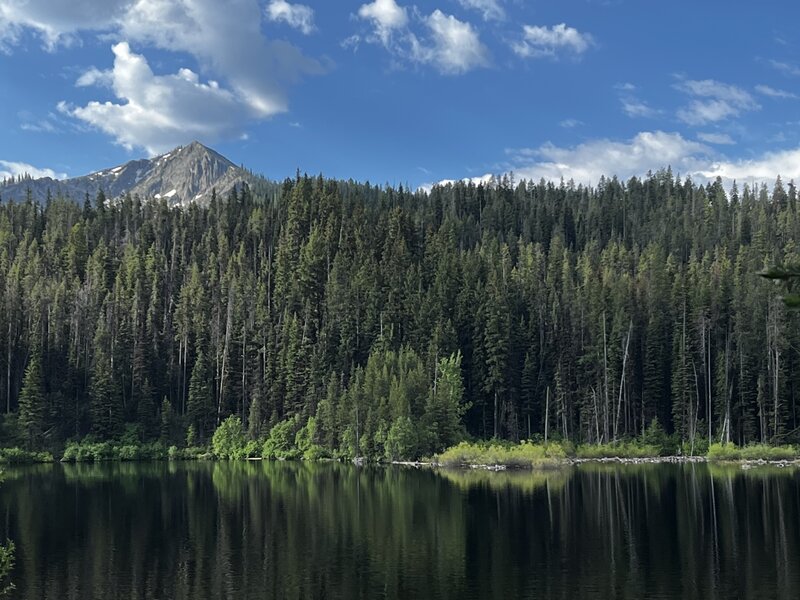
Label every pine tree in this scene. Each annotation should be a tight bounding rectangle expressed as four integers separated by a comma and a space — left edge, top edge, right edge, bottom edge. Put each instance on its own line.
187, 348, 215, 442
18, 349, 46, 448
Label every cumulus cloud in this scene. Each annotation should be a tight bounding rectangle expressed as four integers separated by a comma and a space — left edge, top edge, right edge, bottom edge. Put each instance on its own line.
355, 2, 487, 74
675, 78, 759, 125
62, 42, 260, 155
0, 0, 323, 152
358, 0, 408, 46
559, 118, 582, 128
456, 0, 504, 21
0, 0, 127, 50
506, 131, 709, 185
755, 84, 798, 99
513, 23, 593, 59
697, 132, 735, 145
119, 0, 322, 118
494, 131, 800, 188
265, 0, 315, 35
0, 160, 66, 180
409, 10, 489, 74
698, 147, 800, 183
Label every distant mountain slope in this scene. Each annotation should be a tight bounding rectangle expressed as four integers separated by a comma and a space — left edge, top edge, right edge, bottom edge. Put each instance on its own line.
0, 141, 250, 205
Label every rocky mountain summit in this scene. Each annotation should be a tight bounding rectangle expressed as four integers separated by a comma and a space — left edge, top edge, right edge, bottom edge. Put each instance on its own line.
0, 141, 249, 205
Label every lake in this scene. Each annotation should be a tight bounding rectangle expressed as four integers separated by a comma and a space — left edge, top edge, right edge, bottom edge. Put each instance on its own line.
0, 461, 798, 599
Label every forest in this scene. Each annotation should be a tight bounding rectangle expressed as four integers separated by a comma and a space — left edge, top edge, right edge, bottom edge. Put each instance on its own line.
0, 170, 798, 460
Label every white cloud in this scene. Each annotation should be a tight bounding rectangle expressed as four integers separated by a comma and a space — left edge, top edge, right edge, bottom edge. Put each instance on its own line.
355, 3, 487, 74
62, 42, 259, 155
698, 147, 800, 183
513, 23, 593, 59
675, 78, 759, 125
0, 0, 127, 50
266, 0, 315, 35
498, 130, 800, 188
75, 66, 113, 88
357, 0, 408, 46
559, 118, 582, 128
697, 132, 735, 145
755, 84, 798, 99
0, 0, 323, 151
507, 131, 709, 185
621, 97, 660, 118
119, 0, 322, 118
456, 0, 504, 21
409, 10, 488, 74
0, 160, 66, 180
420, 173, 494, 193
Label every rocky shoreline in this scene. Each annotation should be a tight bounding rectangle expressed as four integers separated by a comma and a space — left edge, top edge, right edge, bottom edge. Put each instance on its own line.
391, 456, 800, 470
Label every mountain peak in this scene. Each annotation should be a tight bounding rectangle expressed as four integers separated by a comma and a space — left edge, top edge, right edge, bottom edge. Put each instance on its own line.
0, 142, 248, 205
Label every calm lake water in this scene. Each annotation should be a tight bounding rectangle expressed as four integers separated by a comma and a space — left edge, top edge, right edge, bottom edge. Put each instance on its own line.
0, 461, 798, 599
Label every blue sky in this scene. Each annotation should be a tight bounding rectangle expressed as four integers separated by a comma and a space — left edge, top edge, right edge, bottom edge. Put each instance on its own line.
1, 0, 799, 190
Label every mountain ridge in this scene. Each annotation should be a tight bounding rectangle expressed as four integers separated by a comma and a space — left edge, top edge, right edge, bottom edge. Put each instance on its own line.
0, 141, 250, 206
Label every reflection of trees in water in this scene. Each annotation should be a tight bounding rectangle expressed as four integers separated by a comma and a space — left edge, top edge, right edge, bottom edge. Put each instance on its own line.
0, 463, 798, 599
0, 471, 12, 597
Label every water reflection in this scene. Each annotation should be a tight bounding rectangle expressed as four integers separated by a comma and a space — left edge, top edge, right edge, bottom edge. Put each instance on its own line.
0, 461, 798, 599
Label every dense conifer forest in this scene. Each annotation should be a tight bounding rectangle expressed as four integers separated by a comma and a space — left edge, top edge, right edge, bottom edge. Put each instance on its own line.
1, 171, 798, 459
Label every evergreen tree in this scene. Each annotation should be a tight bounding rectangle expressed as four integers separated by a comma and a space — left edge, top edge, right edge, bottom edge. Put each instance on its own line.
18, 348, 46, 448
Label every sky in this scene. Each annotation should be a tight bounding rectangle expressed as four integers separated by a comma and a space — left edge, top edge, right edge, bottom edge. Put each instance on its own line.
1, 0, 800, 190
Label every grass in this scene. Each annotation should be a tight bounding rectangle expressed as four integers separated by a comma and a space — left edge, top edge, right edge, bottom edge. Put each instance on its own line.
575, 442, 662, 459
707, 442, 799, 462
435, 441, 567, 469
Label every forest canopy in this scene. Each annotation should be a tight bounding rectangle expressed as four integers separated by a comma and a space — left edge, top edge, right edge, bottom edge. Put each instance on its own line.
0, 170, 797, 459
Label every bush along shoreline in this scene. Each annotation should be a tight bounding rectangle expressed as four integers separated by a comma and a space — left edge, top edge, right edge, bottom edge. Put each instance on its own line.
2, 416, 800, 468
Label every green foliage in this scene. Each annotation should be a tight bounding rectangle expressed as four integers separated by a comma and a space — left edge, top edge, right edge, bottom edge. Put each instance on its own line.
187, 349, 215, 442
760, 264, 800, 308
436, 441, 567, 468
262, 416, 301, 460
422, 352, 469, 455
707, 443, 741, 461
294, 417, 326, 460
707, 442, 798, 461
211, 416, 246, 459
384, 416, 417, 461
186, 424, 197, 448
0, 539, 14, 597
0, 448, 54, 463
1, 172, 799, 459
18, 349, 45, 449
641, 418, 673, 455
575, 442, 662, 459
61, 439, 168, 462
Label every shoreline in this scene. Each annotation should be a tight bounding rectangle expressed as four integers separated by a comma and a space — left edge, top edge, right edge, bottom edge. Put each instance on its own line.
391, 455, 800, 470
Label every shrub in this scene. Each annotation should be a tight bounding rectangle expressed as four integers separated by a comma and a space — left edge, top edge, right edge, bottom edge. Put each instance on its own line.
118, 445, 140, 461
707, 442, 740, 461
211, 416, 247, 459
168, 445, 180, 460
705, 441, 799, 461
740, 444, 797, 461
436, 441, 566, 468
0, 448, 53, 463
262, 416, 301, 460
575, 442, 661, 459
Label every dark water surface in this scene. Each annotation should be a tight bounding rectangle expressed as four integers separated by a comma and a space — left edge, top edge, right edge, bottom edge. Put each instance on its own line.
0, 461, 798, 599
